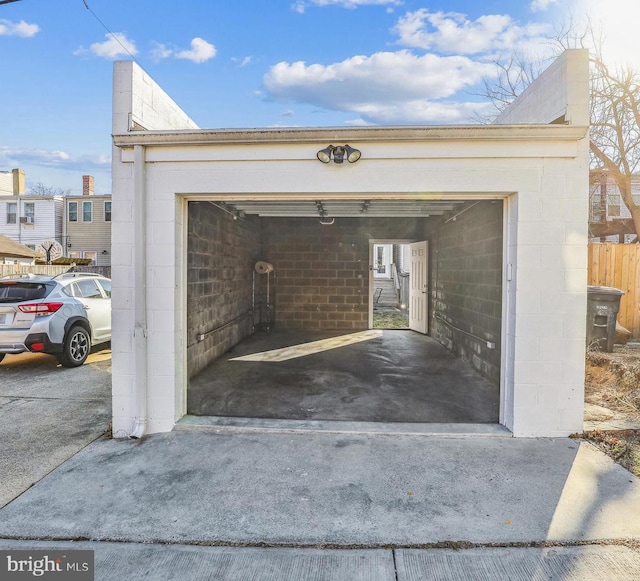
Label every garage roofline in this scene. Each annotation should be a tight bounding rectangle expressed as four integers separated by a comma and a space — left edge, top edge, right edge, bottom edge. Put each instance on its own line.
112, 124, 588, 148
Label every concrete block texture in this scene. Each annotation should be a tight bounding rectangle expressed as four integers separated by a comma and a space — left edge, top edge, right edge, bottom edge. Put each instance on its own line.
263, 217, 428, 331
187, 202, 261, 377
431, 201, 503, 385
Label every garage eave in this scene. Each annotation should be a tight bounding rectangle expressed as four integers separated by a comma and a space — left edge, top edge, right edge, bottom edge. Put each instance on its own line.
112, 124, 588, 148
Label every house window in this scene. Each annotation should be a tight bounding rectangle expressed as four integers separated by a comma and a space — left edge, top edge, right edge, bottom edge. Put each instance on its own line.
83, 250, 97, 265
607, 192, 621, 218
82, 201, 92, 222
68, 251, 82, 259
68, 201, 78, 222
6, 202, 16, 224
24, 202, 35, 223
104, 201, 111, 222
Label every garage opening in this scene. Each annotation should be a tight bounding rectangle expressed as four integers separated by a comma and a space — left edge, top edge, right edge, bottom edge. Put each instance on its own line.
186, 198, 503, 425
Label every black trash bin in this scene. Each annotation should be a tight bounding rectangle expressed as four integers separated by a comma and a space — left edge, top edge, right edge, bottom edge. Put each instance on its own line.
586, 286, 624, 352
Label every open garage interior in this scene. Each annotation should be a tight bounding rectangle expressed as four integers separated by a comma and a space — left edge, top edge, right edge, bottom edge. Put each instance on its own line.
186, 198, 504, 425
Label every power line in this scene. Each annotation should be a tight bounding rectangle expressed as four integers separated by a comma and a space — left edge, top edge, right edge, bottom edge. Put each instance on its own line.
82, 0, 140, 64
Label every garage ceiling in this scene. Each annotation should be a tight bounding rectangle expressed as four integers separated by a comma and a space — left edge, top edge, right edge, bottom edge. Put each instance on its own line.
214, 200, 468, 219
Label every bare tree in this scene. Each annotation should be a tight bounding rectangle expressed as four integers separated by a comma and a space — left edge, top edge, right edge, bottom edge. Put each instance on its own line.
27, 182, 70, 197
588, 48, 640, 240
483, 24, 640, 242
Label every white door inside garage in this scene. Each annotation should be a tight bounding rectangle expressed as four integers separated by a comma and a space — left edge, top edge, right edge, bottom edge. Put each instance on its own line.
409, 241, 428, 334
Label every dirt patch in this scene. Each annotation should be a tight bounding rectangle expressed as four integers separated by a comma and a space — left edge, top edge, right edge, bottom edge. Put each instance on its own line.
583, 344, 640, 477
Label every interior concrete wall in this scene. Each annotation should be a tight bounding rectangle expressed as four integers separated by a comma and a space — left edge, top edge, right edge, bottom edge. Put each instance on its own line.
187, 202, 261, 377
431, 201, 503, 385
262, 217, 431, 331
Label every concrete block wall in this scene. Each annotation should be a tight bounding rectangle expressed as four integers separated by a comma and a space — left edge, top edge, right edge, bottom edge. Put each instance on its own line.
112, 61, 199, 133
187, 202, 261, 377
431, 201, 503, 385
494, 49, 589, 126
263, 218, 369, 331
263, 217, 427, 331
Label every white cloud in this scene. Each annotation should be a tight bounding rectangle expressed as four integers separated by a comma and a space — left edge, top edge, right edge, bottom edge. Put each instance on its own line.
88, 33, 137, 59
150, 41, 173, 61
350, 100, 495, 125
0, 146, 111, 171
263, 50, 495, 124
0, 19, 40, 37
149, 38, 217, 64
232, 56, 253, 67
392, 9, 550, 56
530, 0, 558, 12
175, 37, 217, 63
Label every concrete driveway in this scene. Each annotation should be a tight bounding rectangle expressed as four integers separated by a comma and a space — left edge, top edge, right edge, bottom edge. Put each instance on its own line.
0, 347, 112, 507
2, 347, 640, 579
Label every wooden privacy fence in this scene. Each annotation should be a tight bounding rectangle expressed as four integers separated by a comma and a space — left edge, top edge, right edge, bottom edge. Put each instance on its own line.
588, 243, 640, 338
0, 264, 71, 279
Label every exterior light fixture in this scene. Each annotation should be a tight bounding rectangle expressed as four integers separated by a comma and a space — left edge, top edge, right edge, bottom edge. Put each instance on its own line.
316, 144, 361, 164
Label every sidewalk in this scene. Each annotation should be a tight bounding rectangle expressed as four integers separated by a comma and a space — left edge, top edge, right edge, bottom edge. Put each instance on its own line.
1, 539, 640, 580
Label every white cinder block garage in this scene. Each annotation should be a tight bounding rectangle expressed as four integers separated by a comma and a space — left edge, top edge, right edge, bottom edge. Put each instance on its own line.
110, 49, 589, 438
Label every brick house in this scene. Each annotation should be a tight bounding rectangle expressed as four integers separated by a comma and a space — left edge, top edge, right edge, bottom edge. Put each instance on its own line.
110, 49, 590, 438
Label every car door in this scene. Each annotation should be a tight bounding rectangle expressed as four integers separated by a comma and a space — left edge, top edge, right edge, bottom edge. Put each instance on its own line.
71, 279, 111, 343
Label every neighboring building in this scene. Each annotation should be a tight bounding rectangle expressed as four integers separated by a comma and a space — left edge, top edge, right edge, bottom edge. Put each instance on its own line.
0, 169, 25, 197
64, 175, 112, 267
0, 183, 64, 251
0, 233, 37, 265
110, 50, 590, 439
589, 170, 640, 243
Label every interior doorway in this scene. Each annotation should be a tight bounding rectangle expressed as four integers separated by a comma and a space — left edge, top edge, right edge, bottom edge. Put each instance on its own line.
369, 239, 428, 331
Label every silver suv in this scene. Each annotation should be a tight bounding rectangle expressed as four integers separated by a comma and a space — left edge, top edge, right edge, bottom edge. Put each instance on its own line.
0, 272, 111, 367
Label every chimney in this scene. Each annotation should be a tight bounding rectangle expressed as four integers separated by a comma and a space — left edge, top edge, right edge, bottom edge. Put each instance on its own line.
12, 168, 25, 196
82, 175, 94, 196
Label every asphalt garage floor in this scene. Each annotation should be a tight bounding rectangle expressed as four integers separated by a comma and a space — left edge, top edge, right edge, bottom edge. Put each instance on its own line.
188, 330, 499, 424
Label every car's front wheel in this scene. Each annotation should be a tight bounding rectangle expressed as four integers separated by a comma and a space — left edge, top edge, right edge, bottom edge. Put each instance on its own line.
57, 325, 91, 367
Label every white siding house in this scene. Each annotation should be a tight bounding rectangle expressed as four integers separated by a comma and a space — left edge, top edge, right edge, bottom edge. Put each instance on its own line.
0, 195, 64, 251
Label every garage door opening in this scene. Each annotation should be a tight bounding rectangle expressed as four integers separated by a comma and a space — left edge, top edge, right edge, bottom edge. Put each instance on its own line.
185, 198, 504, 426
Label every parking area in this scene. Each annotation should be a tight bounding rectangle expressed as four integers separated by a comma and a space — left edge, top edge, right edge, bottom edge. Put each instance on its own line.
0, 347, 112, 507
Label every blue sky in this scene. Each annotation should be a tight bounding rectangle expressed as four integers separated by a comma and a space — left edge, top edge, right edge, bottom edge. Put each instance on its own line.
0, 0, 628, 195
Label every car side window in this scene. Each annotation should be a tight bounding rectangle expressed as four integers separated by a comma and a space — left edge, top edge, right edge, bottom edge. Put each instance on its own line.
97, 279, 111, 298
75, 279, 103, 299
63, 283, 78, 297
